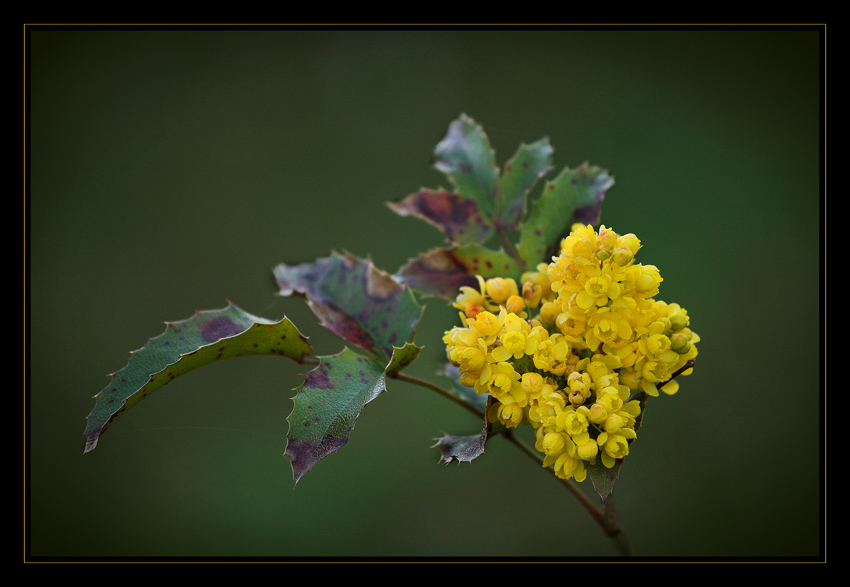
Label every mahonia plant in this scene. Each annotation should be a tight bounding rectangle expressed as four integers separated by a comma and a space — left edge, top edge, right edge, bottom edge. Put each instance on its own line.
83, 114, 698, 519
442, 224, 699, 488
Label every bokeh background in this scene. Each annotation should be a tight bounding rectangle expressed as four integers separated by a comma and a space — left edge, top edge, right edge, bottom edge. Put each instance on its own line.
27, 26, 823, 559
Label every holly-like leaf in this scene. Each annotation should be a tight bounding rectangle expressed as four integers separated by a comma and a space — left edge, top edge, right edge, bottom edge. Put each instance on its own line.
83, 303, 312, 453
498, 138, 554, 230
385, 341, 423, 376
516, 162, 615, 269
386, 187, 493, 245
432, 113, 500, 220
432, 395, 496, 465
285, 348, 387, 484
395, 244, 522, 299
586, 459, 624, 502
274, 252, 422, 363
432, 431, 487, 465
275, 253, 427, 483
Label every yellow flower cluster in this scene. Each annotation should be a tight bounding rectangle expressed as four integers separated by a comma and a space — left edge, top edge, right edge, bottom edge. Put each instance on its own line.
443, 224, 699, 482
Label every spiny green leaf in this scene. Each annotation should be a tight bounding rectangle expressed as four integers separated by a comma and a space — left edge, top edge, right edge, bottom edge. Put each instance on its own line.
285, 348, 386, 484
386, 187, 493, 245
274, 251, 422, 363
432, 395, 493, 465
498, 138, 554, 230
385, 341, 423, 376
432, 113, 499, 220
432, 431, 487, 465
395, 244, 522, 299
516, 162, 615, 269
83, 302, 312, 453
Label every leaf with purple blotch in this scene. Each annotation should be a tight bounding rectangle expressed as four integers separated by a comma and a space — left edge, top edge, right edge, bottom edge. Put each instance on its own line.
432, 113, 500, 221
285, 347, 387, 484
394, 243, 522, 299
386, 187, 493, 245
274, 252, 422, 363
498, 138, 554, 230
83, 302, 312, 453
516, 162, 615, 269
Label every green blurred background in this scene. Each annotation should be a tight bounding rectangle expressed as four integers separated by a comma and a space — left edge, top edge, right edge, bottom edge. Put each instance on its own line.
27, 26, 823, 559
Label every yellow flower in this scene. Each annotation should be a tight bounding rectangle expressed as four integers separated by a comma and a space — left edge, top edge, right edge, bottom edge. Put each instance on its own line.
494, 401, 524, 429
532, 334, 570, 374
555, 310, 587, 343
490, 309, 536, 361
597, 431, 632, 468
585, 307, 633, 351
573, 431, 599, 462
556, 406, 590, 437
475, 362, 524, 406
526, 383, 566, 428
630, 264, 662, 299
549, 451, 587, 482
443, 222, 699, 484
564, 370, 592, 405
469, 310, 501, 339
505, 294, 526, 317
541, 431, 567, 456
538, 301, 562, 328
521, 372, 544, 395
495, 330, 527, 360
485, 277, 519, 304
575, 262, 624, 310
456, 344, 487, 372
453, 285, 488, 320
611, 246, 634, 267
643, 320, 671, 355
561, 224, 598, 260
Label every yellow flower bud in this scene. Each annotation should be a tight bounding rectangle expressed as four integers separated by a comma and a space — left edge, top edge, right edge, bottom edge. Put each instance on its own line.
670, 332, 692, 353
670, 311, 689, 331
505, 294, 525, 316
611, 246, 634, 266
597, 225, 618, 249
542, 431, 567, 456
616, 233, 641, 254
603, 413, 627, 433
521, 372, 544, 394
574, 433, 599, 461
634, 265, 661, 295
588, 403, 608, 424
538, 301, 560, 327
595, 244, 612, 261
521, 282, 542, 308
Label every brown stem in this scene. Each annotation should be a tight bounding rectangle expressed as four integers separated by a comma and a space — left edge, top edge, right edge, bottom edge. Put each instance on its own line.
312, 354, 636, 555
656, 358, 696, 391
500, 429, 633, 556
496, 225, 525, 273
388, 371, 485, 420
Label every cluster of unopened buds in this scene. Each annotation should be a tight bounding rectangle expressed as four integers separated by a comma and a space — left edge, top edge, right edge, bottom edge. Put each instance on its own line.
443, 224, 699, 482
